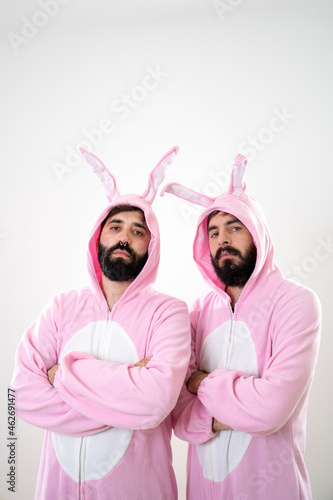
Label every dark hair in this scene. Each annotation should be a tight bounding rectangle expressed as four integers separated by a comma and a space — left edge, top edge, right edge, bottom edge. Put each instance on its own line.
207, 210, 224, 227
100, 205, 146, 232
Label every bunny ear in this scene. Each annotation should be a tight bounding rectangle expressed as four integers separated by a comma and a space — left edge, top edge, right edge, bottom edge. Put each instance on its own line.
161, 183, 215, 207
229, 153, 247, 196
79, 149, 119, 202
141, 146, 179, 204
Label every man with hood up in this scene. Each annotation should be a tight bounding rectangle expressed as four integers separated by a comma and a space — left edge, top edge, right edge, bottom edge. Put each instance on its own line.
162, 154, 321, 500
11, 147, 191, 500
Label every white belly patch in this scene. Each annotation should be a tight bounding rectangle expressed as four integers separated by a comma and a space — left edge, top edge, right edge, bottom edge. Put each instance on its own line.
196, 320, 258, 482
52, 320, 138, 482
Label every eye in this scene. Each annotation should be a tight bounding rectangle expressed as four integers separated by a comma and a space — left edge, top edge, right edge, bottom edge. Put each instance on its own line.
209, 232, 218, 238
133, 229, 144, 236
230, 226, 241, 232
110, 225, 120, 231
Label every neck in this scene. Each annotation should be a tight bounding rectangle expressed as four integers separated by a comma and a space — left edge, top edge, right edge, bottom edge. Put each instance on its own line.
100, 274, 133, 310
225, 285, 244, 310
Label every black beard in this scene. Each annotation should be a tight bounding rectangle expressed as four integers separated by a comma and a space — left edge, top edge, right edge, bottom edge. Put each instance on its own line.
211, 243, 257, 287
97, 241, 148, 282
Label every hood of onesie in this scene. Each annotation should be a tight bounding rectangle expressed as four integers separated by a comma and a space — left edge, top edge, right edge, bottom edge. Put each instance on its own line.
80, 146, 179, 304
162, 154, 280, 303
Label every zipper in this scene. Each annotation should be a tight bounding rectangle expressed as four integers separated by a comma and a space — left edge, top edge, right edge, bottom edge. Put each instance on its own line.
208, 303, 235, 484
98, 307, 112, 359
78, 306, 113, 499
225, 303, 235, 370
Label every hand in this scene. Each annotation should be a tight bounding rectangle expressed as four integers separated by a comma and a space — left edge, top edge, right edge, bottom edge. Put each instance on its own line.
135, 355, 153, 367
187, 370, 209, 395
47, 364, 60, 386
212, 417, 232, 431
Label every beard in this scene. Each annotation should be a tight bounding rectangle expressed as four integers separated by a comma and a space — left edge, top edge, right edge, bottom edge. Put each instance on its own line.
211, 243, 257, 287
97, 241, 148, 282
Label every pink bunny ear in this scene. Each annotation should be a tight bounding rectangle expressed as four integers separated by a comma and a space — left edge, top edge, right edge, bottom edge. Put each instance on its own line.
161, 183, 215, 207
141, 146, 179, 204
79, 149, 119, 202
229, 153, 247, 196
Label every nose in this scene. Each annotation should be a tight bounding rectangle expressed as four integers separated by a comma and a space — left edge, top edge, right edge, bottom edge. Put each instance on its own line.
217, 229, 230, 246
118, 227, 131, 247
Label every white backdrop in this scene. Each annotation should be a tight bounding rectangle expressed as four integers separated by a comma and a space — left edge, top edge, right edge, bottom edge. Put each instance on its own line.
1, 1, 333, 499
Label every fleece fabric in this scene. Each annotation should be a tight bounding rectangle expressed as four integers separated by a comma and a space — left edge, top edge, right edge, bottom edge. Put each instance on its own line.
170, 156, 321, 500
12, 149, 191, 500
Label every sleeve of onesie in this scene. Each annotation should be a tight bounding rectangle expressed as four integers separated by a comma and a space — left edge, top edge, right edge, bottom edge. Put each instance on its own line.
172, 306, 216, 444
196, 287, 321, 437
53, 299, 191, 430
12, 297, 109, 436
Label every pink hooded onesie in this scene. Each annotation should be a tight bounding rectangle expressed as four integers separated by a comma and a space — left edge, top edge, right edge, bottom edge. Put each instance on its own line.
12, 147, 191, 500
162, 154, 321, 500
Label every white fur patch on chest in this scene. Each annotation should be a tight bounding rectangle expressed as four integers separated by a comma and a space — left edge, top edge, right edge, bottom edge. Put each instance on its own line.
196, 320, 258, 482
53, 320, 138, 482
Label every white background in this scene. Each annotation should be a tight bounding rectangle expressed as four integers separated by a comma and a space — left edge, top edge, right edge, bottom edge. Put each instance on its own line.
1, 1, 333, 499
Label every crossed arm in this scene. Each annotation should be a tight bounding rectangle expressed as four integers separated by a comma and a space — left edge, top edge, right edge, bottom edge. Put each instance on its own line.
47, 356, 153, 385
174, 287, 321, 445
14, 292, 191, 434
186, 370, 232, 432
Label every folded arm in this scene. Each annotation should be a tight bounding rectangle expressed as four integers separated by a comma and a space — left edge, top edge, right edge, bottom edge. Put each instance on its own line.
47, 356, 152, 386
12, 297, 109, 436
197, 289, 321, 436
172, 314, 227, 445
187, 370, 232, 431
53, 300, 191, 430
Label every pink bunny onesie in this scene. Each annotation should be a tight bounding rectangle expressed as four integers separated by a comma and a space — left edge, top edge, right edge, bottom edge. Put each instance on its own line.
162, 155, 321, 500
12, 147, 191, 500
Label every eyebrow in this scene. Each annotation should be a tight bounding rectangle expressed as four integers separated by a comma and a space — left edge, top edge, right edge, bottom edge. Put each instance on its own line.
225, 218, 241, 226
207, 218, 242, 233
107, 218, 148, 232
132, 222, 148, 232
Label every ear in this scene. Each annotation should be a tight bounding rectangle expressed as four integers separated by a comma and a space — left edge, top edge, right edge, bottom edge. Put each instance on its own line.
161, 182, 215, 207
79, 149, 119, 202
229, 153, 247, 196
141, 146, 179, 204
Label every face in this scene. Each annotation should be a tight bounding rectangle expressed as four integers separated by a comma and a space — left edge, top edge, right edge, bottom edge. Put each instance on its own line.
98, 210, 151, 282
207, 211, 257, 287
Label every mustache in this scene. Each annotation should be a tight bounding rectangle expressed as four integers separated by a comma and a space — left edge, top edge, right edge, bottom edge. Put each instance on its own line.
108, 242, 134, 258
215, 245, 241, 261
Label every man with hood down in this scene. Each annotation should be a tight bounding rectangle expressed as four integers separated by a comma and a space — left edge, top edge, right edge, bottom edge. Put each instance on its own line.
11, 147, 191, 500
162, 154, 321, 500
